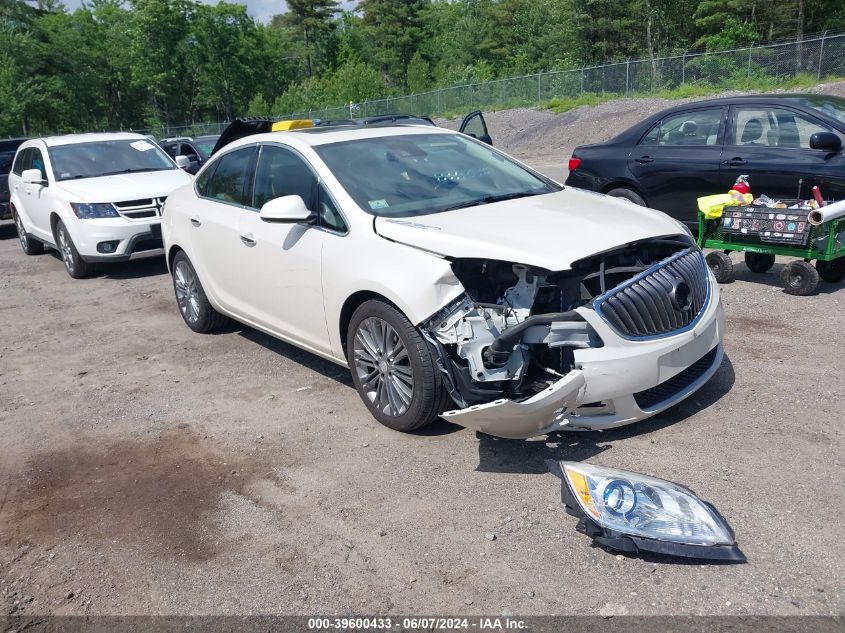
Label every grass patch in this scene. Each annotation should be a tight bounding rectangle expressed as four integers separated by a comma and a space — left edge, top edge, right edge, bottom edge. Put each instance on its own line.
546, 93, 617, 113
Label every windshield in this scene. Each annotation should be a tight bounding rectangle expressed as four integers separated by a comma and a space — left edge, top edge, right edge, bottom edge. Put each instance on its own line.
48, 139, 176, 181
802, 98, 845, 125
195, 139, 217, 159
315, 133, 560, 217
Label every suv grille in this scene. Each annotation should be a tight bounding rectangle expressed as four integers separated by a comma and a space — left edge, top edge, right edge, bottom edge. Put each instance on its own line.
113, 197, 167, 221
593, 247, 709, 339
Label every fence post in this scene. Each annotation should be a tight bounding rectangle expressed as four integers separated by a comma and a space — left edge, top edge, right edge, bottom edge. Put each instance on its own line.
681, 53, 686, 85
818, 31, 827, 80
747, 45, 753, 79
625, 60, 630, 96
580, 67, 584, 95
537, 72, 542, 106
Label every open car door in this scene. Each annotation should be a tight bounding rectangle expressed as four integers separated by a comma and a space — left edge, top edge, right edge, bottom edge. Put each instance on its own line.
459, 111, 492, 145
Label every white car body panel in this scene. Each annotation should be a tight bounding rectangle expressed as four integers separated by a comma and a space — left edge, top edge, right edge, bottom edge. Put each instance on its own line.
163, 125, 725, 438
374, 188, 689, 270
8, 133, 191, 262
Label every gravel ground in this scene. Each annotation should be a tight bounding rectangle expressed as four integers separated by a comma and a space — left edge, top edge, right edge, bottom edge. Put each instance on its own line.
1, 90, 844, 617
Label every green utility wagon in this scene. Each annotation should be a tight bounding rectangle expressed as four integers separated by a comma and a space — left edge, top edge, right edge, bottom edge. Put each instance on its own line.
697, 201, 845, 296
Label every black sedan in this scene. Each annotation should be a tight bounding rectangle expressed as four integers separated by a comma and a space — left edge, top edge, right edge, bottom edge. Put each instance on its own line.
565, 94, 845, 226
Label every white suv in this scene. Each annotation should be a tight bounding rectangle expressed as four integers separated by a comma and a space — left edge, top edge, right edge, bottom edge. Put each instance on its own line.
163, 124, 725, 438
9, 133, 192, 278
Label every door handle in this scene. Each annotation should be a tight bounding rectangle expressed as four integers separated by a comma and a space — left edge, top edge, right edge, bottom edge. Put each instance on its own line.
724, 157, 747, 166
240, 233, 256, 247
635, 156, 653, 164
190, 216, 202, 227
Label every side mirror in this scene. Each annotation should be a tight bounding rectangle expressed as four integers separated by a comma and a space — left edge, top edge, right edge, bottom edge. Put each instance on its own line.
259, 195, 312, 223
22, 169, 46, 185
809, 131, 841, 152
175, 155, 191, 170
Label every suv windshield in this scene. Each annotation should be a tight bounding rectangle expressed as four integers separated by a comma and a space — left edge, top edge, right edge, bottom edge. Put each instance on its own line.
315, 133, 559, 217
48, 139, 176, 181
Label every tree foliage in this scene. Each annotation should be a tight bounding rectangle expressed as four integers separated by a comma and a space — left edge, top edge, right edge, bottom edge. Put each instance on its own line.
1, 0, 844, 136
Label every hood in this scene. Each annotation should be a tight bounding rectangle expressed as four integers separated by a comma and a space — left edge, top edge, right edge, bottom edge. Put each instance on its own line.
55, 169, 192, 203
374, 188, 690, 271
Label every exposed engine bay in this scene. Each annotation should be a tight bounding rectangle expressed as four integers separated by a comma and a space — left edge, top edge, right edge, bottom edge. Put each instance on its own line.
422, 236, 696, 408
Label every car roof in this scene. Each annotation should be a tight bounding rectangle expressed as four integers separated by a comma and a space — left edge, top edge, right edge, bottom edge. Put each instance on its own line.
222, 124, 454, 153
35, 132, 148, 148
657, 93, 845, 113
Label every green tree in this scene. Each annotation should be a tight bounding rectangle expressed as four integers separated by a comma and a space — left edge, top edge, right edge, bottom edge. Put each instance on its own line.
280, 0, 339, 77
360, 0, 428, 88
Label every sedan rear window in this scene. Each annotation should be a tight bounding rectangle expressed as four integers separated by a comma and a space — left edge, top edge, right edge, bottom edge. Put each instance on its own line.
315, 133, 559, 217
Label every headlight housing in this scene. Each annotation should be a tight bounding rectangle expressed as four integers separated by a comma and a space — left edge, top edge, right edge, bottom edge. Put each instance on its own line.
548, 460, 745, 561
70, 202, 120, 219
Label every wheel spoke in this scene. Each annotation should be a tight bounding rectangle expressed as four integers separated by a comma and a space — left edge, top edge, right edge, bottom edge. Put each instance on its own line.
355, 330, 380, 361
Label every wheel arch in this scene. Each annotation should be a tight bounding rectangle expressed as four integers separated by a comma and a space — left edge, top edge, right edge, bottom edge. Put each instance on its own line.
338, 290, 403, 358
167, 244, 184, 273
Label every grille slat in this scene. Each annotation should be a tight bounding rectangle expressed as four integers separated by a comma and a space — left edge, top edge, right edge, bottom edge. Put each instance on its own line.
594, 247, 709, 339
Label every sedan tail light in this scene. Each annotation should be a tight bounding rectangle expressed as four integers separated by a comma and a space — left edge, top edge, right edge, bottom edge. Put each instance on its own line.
568, 157, 581, 171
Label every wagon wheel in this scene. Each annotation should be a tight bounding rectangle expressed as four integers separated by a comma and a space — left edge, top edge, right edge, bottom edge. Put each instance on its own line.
706, 251, 734, 284
816, 257, 845, 283
744, 252, 775, 273
781, 261, 819, 296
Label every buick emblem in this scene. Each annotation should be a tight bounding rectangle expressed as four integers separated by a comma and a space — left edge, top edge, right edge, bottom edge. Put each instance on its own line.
669, 276, 692, 312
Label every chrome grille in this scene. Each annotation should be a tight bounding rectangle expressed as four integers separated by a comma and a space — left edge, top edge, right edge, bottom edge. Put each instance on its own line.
114, 197, 166, 221
593, 247, 709, 339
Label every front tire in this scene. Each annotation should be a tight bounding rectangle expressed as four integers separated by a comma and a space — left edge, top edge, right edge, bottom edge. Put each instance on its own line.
171, 251, 228, 333
55, 220, 93, 279
706, 251, 734, 284
781, 260, 819, 296
13, 210, 44, 256
347, 300, 448, 432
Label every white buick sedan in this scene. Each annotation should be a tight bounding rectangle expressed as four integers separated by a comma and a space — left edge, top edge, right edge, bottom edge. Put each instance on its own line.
162, 124, 725, 438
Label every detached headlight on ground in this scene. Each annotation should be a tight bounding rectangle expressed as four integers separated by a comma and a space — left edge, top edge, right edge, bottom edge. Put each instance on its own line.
70, 202, 120, 219
548, 460, 745, 561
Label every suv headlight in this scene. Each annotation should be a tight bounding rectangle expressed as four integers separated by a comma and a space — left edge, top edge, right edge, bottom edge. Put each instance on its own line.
548, 460, 745, 561
70, 202, 120, 219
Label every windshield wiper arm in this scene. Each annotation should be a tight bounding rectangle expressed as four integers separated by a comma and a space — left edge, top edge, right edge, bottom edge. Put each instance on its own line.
97, 167, 170, 177
443, 190, 543, 211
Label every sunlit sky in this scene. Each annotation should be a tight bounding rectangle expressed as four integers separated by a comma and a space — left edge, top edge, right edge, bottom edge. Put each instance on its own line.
59, 0, 358, 24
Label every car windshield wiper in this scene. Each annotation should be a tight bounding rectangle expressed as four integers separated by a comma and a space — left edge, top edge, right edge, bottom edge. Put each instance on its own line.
96, 167, 172, 177
442, 190, 545, 212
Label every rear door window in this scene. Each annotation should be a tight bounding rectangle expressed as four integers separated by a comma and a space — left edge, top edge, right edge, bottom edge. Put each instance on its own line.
657, 109, 723, 146
204, 147, 256, 207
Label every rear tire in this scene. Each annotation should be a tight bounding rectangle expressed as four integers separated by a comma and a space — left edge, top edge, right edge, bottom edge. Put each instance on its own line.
781, 260, 819, 296
55, 220, 94, 279
816, 257, 845, 283
706, 251, 734, 284
346, 299, 447, 432
606, 187, 646, 206
13, 209, 44, 256
171, 251, 229, 333
744, 252, 775, 273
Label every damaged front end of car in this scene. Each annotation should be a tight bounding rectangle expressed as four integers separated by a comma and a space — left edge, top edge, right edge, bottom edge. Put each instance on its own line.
420, 236, 722, 438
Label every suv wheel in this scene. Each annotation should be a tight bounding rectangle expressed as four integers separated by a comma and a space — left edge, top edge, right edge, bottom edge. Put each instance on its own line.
55, 220, 93, 278
347, 300, 449, 432
172, 251, 228, 333
13, 210, 44, 256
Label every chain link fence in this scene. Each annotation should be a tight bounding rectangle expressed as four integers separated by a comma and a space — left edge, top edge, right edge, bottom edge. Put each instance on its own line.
137, 30, 845, 136
281, 30, 845, 122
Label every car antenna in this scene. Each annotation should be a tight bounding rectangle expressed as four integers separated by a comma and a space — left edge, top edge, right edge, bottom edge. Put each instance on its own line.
797, 178, 803, 200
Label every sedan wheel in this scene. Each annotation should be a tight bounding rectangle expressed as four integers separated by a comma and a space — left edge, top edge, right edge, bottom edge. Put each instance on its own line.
170, 251, 228, 333
353, 317, 414, 417
346, 299, 449, 432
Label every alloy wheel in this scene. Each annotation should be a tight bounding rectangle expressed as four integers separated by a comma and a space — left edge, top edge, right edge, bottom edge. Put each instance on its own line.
353, 317, 414, 417
14, 213, 28, 252
174, 260, 200, 324
57, 225, 74, 273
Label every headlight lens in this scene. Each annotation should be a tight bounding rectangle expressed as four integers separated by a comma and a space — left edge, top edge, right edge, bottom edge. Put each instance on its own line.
556, 461, 737, 548
70, 202, 120, 219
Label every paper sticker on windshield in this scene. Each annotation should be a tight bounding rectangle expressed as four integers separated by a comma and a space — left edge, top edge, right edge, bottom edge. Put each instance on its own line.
368, 199, 389, 210
130, 140, 155, 152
